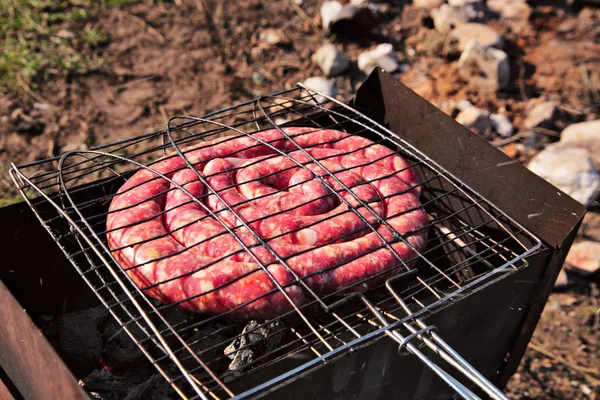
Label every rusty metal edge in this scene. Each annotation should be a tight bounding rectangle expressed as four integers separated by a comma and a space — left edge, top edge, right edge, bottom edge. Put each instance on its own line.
0, 279, 89, 400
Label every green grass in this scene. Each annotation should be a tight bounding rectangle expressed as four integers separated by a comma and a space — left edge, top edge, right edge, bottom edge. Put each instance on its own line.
0, 194, 23, 207
0, 0, 134, 94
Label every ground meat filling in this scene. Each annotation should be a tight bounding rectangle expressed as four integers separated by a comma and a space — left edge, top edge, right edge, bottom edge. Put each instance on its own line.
106, 127, 428, 320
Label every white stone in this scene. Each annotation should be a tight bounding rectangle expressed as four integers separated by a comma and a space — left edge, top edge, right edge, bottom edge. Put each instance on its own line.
448, 0, 483, 7
321, 1, 343, 30
259, 28, 285, 46
450, 23, 504, 51
413, 0, 444, 9
523, 101, 561, 129
431, 4, 476, 33
458, 39, 510, 91
487, 0, 531, 20
302, 77, 336, 103
456, 100, 473, 111
357, 43, 399, 74
565, 241, 600, 276
311, 43, 349, 77
528, 146, 600, 207
560, 120, 600, 166
490, 113, 513, 137
456, 106, 492, 132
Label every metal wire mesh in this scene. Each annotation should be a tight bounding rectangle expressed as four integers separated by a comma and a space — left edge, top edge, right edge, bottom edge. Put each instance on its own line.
9, 84, 542, 400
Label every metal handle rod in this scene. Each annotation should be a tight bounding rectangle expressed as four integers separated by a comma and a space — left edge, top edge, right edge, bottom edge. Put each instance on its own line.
401, 335, 481, 400
397, 317, 507, 400
404, 339, 481, 400
426, 327, 510, 400
361, 297, 480, 400
402, 320, 509, 400
383, 278, 509, 400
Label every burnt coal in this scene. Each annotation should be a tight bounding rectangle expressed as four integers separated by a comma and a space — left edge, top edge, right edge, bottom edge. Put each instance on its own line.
101, 320, 147, 375
79, 370, 173, 400
58, 307, 109, 375
224, 320, 283, 377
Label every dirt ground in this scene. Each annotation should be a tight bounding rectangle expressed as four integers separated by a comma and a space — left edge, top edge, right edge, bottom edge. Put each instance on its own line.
1, 0, 599, 398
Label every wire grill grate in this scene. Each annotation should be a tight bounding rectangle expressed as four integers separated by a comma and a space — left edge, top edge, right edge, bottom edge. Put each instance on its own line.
10, 84, 542, 400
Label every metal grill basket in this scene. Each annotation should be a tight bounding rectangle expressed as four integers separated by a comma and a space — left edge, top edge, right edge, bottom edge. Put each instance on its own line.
9, 83, 543, 400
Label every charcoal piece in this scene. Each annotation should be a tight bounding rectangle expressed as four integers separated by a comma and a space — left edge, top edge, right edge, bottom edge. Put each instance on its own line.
79, 370, 174, 400
224, 320, 283, 375
187, 323, 234, 373
101, 324, 145, 367
59, 308, 107, 374
123, 375, 174, 400
79, 369, 134, 393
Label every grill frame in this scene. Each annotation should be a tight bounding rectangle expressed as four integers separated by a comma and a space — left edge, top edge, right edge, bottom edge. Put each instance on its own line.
8, 77, 548, 400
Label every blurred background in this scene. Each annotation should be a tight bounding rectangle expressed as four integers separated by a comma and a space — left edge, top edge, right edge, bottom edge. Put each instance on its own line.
0, 0, 598, 398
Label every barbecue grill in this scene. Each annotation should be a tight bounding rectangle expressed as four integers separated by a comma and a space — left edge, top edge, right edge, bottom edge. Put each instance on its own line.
1, 70, 585, 400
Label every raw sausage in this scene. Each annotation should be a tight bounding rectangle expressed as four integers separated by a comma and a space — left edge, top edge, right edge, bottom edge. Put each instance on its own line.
106, 127, 428, 319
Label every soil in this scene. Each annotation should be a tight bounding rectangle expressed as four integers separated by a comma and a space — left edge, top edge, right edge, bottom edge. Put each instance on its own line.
0, 0, 599, 398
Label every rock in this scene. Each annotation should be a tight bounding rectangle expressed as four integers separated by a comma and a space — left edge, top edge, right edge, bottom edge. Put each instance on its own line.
431, 4, 476, 33
490, 113, 513, 137
487, 0, 531, 20
565, 241, 600, 276
448, 0, 484, 10
420, 30, 447, 56
302, 77, 336, 103
455, 100, 473, 111
554, 268, 568, 289
523, 101, 562, 130
527, 146, 600, 207
448, 0, 480, 6
321, 1, 343, 30
413, 0, 444, 9
455, 106, 492, 132
357, 43, 399, 74
311, 43, 349, 77
328, 4, 377, 38
450, 23, 504, 51
457, 40, 510, 91
580, 212, 600, 242
251, 71, 266, 85
259, 28, 286, 46
560, 120, 600, 167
